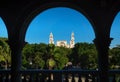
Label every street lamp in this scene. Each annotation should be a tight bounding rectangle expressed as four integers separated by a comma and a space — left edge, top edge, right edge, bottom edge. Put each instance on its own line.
29, 60, 32, 69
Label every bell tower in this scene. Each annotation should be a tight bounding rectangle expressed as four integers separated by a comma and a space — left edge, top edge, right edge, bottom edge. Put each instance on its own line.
49, 32, 54, 44
70, 32, 75, 48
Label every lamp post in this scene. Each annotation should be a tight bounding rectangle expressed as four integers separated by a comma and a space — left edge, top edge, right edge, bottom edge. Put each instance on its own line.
29, 60, 32, 69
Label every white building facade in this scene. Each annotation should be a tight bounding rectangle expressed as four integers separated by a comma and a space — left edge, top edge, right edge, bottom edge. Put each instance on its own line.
49, 32, 75, 48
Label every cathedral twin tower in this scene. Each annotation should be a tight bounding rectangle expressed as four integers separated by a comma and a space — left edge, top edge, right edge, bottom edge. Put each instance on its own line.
49, 32, 75, 48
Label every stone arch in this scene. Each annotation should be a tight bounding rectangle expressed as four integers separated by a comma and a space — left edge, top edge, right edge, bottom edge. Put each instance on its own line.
0, 17, 11, 69
0, 17, 8, 38
19, 1, 97, 70
18, 1, 96, 46
110, 11, 120, 48
0, 1, 119, 82
109, 10, 120, 70
110, 1, 120, 47
109, 1, 120, 38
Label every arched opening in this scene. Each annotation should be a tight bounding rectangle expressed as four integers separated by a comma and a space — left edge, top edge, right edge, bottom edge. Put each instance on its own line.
0, 17, 11, 69
22, 7, 97, 70
109, 11, 120, 69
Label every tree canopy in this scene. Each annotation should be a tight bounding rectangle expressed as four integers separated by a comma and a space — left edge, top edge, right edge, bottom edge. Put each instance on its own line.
1, 37, 120, 70
0, 37, 11, 69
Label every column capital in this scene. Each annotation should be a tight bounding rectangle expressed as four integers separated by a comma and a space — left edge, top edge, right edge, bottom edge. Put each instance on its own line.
93, 37, 113, 50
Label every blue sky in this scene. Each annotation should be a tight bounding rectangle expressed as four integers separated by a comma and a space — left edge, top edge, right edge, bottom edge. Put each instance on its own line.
110, 12, 120, 47
26, 7, 95, 44
0, 7, 120, 48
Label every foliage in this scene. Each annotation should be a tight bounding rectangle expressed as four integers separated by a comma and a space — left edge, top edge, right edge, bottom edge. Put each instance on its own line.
69, 42, 97, 69
0, 37, 11, 69
47, 58, 56, 69
22, 43, 47, 69
22, 43, 71, 69
54, 47, 70, 69
1, 37, 120, 70
22, 42, 98, 70
109, 45, 120, 69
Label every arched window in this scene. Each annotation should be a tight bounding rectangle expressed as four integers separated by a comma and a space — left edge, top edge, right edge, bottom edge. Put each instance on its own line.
22, 7, 97, 70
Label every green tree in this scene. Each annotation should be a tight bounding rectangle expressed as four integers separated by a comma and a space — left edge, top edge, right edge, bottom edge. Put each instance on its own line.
33, 43, 47, 69
70, 42, 97, 69
0, 38, 11, 69
54, 46, 70, 69
22, 42, 98, 70
22, 44, 34, 69
109, 45, 120, 69
34, 52, 45, 69
22, 43, 48, 69
46, 44, 55, 69
47, 57, 56, 70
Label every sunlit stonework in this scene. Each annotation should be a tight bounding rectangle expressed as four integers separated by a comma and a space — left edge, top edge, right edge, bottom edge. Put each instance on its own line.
49, 32, 75, 48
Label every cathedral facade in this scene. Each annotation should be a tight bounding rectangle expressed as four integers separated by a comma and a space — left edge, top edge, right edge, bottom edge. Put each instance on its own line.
49, 32, 75, 48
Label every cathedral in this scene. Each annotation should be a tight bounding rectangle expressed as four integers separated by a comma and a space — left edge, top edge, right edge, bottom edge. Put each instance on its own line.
49, 32, 75, 48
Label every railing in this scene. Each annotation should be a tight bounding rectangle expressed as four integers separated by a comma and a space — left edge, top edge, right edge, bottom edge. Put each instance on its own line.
0, 69, 11, 82
0, 69, 120, 82
20, 69, 98, 82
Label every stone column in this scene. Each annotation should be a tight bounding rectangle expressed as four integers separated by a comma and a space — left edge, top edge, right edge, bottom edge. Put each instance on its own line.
93, 38, 113, 82
11, 50, 22, 82
10, 40, 26, 82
